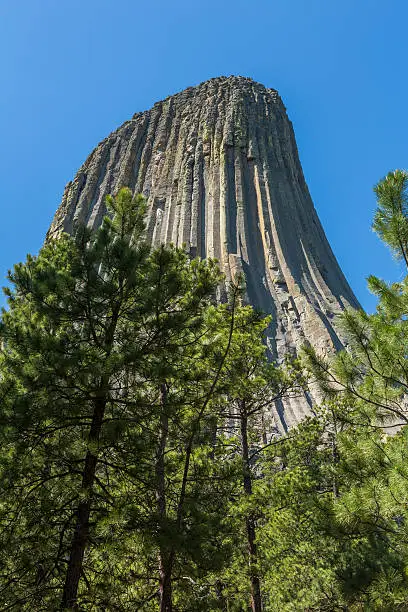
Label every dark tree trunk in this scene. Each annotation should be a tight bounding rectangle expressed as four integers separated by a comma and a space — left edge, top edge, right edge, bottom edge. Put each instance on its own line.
61, 311, 119, 610
156, 383, 174, 612
240, 406, 263, 612
158, 553, 174, 612
60, 396, 106, 609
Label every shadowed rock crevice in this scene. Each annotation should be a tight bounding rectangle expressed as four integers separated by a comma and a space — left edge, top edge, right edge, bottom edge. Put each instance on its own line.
48, 76, 360, 429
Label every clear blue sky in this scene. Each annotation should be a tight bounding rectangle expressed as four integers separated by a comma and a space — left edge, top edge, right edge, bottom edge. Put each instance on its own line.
1, 0, 407, 312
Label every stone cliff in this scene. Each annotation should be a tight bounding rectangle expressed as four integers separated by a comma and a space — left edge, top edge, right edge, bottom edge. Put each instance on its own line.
49, 76, 360, 431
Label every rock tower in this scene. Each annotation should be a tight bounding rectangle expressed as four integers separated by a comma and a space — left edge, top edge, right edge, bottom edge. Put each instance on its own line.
49, 76, 359, 431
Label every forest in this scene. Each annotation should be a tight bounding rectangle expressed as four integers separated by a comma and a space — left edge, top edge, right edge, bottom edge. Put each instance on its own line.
1, 171, 408, 611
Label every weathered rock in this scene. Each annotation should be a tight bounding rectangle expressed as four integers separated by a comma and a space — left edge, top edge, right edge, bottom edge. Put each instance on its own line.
49, 76, 359, 431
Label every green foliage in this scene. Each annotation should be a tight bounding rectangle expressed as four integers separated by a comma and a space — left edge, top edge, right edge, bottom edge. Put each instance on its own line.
3, 170, 408, 610
295, 169, 408, 610
373, 169, 408, 265
0, 188, 235, 609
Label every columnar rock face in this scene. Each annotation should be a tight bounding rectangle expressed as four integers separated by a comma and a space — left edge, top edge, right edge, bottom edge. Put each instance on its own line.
49, 76, 360, 431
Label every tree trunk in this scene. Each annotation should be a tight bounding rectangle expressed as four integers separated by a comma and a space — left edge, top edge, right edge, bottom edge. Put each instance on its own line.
61, 310, 119, 609
156, 383, 174, 612
60, 396, 106, 610
158, 553, 174, 612
240, 406, 263, 612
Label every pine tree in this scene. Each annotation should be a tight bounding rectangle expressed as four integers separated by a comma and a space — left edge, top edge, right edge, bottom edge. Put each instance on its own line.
141, 283, 243, 612
0, 188, 227, 610
373, 169, 408, 267
303, 170, 408, 428
206, 308, 305, 611
4, 169, 408, 610
295, 169, 408, 609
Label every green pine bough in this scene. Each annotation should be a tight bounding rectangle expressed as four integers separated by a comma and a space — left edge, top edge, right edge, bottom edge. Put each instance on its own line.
2, 174, 408, 610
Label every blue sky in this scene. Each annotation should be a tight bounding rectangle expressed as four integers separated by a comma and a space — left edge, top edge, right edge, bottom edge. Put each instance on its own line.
1, 0, 407, 312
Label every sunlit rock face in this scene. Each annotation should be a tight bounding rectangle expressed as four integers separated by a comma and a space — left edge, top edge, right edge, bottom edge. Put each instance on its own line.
49, 76, 359, 431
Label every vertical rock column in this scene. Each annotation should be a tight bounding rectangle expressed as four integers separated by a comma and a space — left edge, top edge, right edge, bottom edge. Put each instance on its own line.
49, 76, 360, 432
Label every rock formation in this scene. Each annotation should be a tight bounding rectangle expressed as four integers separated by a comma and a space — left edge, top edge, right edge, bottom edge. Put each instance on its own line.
49, 76, 360, 431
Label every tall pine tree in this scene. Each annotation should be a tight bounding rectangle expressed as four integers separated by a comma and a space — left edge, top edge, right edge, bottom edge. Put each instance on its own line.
0, 188, 229, 610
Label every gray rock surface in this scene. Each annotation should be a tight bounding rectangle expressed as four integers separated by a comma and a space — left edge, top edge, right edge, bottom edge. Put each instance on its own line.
49, 76, 360, 431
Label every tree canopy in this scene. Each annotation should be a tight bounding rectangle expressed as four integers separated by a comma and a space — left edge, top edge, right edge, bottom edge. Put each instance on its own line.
2, 175, 408, 610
